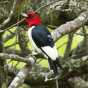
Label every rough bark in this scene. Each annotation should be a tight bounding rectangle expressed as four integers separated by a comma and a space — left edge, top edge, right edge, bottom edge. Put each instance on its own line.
68, 77, 88, 88
0, 0, 17, 30
0, 53, 36, 64
0, 0, 88, 88
6, 54, 88, 88
8, 65, 32, 88
52, 11, 88, 41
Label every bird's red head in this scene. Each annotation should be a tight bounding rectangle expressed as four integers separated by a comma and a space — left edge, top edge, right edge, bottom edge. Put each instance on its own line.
25, 10, 42, 27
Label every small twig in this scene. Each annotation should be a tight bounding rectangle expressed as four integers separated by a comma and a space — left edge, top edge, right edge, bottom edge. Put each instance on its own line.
5, 42, 18, 49
0, 18, 25, 33
57, 42, 67, 49
7, 30, 16, 35
4, 34, 15, 42
0, 53, 34, 64
0, 0, 60, 33
63, 33, 74, 59
36, 0, 60, 12
56, 79, 59, 88
0, 0, 17, 29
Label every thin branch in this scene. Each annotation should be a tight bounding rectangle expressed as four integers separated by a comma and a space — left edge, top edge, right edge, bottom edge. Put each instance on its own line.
63, 33, 74, 59
0, 53, 35, 64
52, 11, 88, 41
7, 54, 88, 87
8, 65, 31, 88
0, 0, 17, 29
0, 0, 61, 33
0, 18, 25, 33
36, 0, 61, 12
4, 34, 15, 42
4, 42, 18, 49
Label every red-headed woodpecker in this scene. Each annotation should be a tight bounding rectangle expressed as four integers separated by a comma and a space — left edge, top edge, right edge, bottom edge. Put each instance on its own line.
22, 10, 62, 76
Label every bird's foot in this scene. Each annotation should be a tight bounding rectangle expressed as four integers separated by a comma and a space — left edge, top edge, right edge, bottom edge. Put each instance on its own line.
44, 70, 60, 82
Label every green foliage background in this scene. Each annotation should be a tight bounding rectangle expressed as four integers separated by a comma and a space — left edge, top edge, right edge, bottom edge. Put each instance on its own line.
3, 27, 83, 88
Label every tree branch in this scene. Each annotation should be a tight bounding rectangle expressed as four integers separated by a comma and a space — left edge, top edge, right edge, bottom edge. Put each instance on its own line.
7, 54, 88, 88
36, 0, 62, 12
68, 77, 88, 88
8, 65, 31, 88
0, 0, 62, 33
0, 0, 17, 29
0, 53, 35, 64
52, 11, 88, 41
